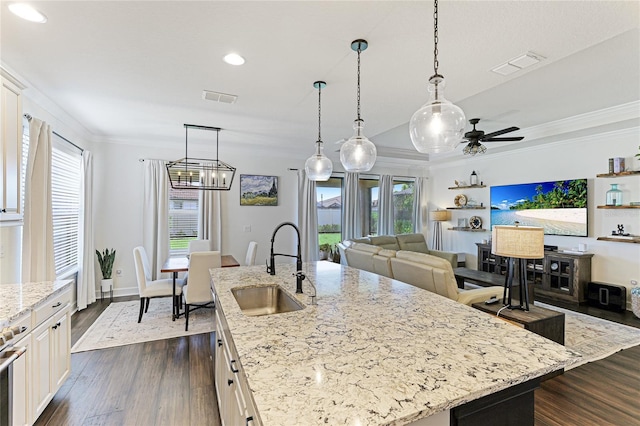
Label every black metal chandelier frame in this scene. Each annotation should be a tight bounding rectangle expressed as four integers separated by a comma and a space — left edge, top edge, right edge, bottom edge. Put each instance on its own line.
166, 124, 236, 191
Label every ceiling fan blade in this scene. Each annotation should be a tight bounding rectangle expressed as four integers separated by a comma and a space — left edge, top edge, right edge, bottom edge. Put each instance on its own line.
484, 136, 525, 142
482, 126, 520, 139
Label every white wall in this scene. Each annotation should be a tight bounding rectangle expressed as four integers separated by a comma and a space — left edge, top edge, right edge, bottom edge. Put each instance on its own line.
427, 127, 640, 307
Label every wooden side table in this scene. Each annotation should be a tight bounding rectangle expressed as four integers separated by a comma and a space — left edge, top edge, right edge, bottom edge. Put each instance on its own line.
472, 301, 565, 345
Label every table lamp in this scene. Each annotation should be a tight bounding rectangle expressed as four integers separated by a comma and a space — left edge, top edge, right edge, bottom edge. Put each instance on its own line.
491, 224, 544, 311
431, 209, 451, 251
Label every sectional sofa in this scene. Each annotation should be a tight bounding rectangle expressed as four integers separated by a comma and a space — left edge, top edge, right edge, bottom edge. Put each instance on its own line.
341, 236, 503, 306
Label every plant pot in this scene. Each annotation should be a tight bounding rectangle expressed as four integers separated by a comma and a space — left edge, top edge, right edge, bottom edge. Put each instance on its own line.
631, 287, 640, 319
101, 278, 113, 293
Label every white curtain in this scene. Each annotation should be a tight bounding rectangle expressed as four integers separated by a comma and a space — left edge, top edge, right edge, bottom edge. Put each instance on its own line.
414, 177, 427, 234
378, 175, 394, 236
297, 170, 318, 262
198, 190, 222, 251
22, 117, 55, 282
342, 172, 360, 240
143, 160, 169, 280
76, 151, 95, 310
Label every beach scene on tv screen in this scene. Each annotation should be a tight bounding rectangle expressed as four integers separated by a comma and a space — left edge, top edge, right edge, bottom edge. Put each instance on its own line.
490, 179, 587, 236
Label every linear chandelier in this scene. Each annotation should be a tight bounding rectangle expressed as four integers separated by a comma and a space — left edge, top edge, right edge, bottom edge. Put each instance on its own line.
166, 124, 236, 191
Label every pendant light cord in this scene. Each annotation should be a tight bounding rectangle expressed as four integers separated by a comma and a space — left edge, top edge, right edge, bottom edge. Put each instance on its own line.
356, 45, 362, 121
317, 83, 322, 142
433, 0, 439, 76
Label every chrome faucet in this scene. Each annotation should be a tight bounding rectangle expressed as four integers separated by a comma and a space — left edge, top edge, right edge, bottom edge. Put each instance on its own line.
267, 222, 304, 293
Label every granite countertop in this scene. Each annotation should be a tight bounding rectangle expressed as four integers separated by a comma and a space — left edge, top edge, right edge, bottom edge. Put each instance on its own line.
210, 262, 578, 426
0, 280, 73, 326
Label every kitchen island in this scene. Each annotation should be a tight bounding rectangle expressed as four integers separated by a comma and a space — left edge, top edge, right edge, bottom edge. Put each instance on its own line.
210, 262, 578, 426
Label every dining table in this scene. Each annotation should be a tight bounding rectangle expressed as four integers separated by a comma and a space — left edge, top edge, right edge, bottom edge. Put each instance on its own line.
161, 254, 240, 320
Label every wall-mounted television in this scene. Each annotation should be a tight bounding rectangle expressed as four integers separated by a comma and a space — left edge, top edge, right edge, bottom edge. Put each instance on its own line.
490, 179, 588, 237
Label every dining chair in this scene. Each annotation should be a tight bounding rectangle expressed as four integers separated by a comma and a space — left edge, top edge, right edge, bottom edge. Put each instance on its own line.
133, 246, 182, 323
245, 241, 258, 266
183, 239, 213, 286
183, 251, 221, 331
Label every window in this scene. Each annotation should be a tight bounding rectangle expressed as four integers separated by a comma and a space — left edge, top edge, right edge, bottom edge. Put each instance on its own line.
358, 178, 379, 236
168, 187, 199, 255
51, 137, 81, 276
21, 125, 82, 277
316, 177, 342, 248
392, 179, 415, 234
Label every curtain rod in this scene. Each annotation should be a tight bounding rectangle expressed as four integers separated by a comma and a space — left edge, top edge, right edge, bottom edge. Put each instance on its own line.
23, 113, 84, 153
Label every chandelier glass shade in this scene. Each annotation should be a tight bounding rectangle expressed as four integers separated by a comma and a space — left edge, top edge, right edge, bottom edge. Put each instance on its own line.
166, 124, 236, 190
409, 0, 466, 154
340, 39, 376, 172
305, 81, 333, 181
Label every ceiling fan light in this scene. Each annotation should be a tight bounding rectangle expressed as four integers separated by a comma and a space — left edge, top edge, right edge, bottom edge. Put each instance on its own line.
410, 77, 466, 154
340, 119, 377, 172
305, 141, 333, 181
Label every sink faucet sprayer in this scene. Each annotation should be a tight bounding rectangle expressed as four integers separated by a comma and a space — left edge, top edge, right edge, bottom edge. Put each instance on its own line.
267, 222, 304, 293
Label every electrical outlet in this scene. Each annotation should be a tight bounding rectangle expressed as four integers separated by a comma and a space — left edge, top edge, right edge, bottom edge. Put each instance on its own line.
116, 269, 123, 277
243, 225, 251, 233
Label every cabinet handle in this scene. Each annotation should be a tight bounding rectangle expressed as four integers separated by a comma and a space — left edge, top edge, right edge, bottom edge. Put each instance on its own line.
246, 416, 254, 426
52, 324, 58, 330
227, 379, 234, 386
217, 339, 222, 347
230, 360, 239, 373
56, 322, 61, 327
52, 302, 61, 308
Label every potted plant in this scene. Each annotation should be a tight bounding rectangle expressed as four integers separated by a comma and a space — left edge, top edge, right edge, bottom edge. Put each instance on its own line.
330, 244, 341, 263
96, 248, 116, 292
319, 243, 331, 261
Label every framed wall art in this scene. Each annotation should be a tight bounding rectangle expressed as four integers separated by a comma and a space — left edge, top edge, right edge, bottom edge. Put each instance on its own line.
240, 174, 278, 206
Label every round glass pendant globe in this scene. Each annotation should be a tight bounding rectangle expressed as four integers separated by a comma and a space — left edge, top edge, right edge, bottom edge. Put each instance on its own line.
410, 101, 466, 154
340, 120, 377, 172
305, 153, 333, 181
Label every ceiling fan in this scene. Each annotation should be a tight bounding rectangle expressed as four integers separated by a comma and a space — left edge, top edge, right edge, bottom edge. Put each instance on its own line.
462, 118, 524, 156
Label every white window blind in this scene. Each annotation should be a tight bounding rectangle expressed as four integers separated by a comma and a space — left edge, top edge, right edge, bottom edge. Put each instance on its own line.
51, 135, 81, 276
168, 187, 199, 254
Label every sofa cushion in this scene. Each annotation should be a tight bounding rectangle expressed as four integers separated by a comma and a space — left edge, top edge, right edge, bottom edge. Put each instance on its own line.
370, 235, 400, 250
344, 243, 381, 273
372, 249, 396, 278
351, 237, 372, 244
396, 233, 430, 254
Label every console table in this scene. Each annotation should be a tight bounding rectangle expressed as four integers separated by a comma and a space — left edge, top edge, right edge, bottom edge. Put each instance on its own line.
472, 301, 565, 345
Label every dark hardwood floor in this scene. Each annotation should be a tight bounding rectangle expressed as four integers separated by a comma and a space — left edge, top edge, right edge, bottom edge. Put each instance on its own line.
36, 297, 639, 425
35, 298, 221, 426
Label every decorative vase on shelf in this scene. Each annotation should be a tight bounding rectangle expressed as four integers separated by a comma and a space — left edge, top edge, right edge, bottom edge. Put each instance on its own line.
631, 287, 640, 319
605, 184, 623, 206
470, 170, 478, 186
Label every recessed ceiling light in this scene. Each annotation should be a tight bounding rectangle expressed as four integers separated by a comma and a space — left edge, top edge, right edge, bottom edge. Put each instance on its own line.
223, 53, 245, 66
8, 3, 47, 23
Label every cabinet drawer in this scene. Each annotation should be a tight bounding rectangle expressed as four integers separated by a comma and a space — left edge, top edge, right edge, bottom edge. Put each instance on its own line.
33, 288, 71, 326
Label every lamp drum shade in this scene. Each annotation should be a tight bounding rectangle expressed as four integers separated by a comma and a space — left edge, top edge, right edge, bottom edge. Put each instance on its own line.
431, 210, 451, 222
492, 226, 544, 259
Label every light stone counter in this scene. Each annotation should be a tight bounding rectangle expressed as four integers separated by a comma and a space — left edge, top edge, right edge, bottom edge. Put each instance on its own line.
210, 262, 578, 425
0, 280, 73, 326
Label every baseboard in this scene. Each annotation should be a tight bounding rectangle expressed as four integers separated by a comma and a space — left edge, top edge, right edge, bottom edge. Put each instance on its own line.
93, 285, 139, 300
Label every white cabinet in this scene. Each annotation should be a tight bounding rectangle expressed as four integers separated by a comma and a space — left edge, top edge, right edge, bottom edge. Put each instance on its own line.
11, 312, 32, 426
31, 303, 71, 421
214, 307, 259, 426
0, 70, 25, 222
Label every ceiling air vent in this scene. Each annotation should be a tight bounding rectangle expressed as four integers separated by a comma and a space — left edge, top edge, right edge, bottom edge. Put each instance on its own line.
202, 90, 238, 104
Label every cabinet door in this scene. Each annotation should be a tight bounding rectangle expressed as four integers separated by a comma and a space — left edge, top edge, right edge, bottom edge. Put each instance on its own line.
547, 256, 575, 296
31, 323, 52, 418
1, 76, 23, 218
11, 334, 30, 426
51, 309, 70, 390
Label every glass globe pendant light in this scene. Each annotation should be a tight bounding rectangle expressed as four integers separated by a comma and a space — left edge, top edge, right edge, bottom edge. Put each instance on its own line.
340, 39, 376, 172
305, 81, 333, 181
409, 0, 466, 154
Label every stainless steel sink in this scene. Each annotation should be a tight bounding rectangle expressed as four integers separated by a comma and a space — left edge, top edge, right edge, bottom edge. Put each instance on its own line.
231, 285, 304, 316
